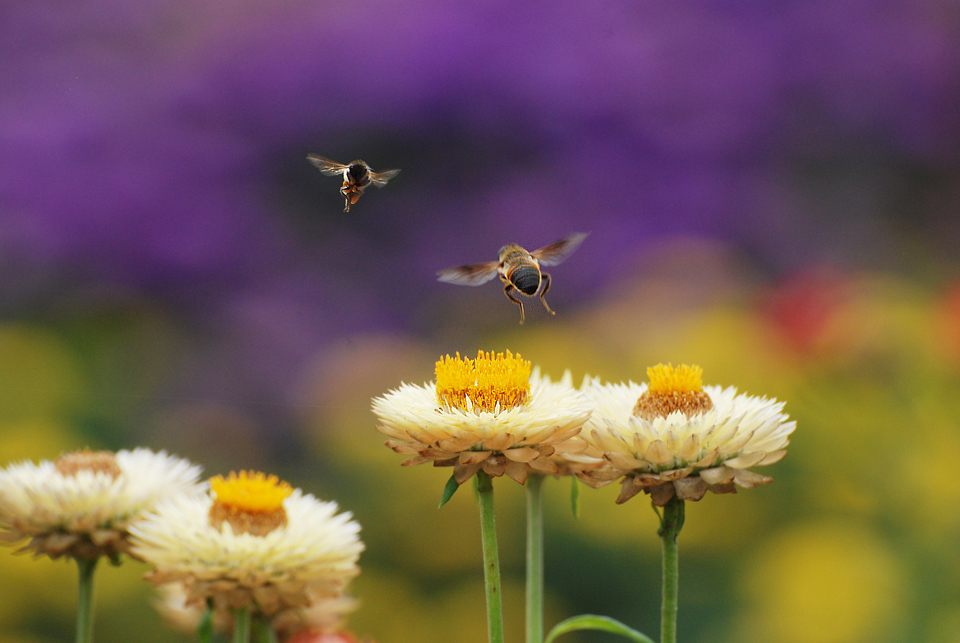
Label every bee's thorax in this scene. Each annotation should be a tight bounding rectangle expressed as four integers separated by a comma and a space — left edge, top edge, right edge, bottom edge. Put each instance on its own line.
347, 163, 370, 184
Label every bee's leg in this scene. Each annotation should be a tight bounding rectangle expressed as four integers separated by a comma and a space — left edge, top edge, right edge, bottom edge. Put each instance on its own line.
538, 273, 556, 315
341, 185, 351, 212
504, 284, 526, 324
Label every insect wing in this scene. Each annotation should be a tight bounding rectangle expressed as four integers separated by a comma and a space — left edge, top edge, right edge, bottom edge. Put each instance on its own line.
306, 154, 349, 177
531, 232, 590, 266
436, 261, 500, 286
369, 168, 401, 187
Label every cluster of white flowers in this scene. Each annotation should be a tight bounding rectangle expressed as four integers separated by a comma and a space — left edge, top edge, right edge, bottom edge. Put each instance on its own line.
0, 450, 363, 634
0, 352, 795, 643
373, 356, 795, 505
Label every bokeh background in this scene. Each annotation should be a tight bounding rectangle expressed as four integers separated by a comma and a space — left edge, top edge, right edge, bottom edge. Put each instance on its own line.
3, 0, 960, 641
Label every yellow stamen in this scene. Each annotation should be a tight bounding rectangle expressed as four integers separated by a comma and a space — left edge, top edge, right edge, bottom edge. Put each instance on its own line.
634, 363, 713, 420
54, 449, 121, 479
435, 350, 531, 414
646, 363, 704, 394
208, 471, 292, 536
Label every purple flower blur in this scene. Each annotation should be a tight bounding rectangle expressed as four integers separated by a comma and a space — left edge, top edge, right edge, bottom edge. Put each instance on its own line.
1, 0, 958, 420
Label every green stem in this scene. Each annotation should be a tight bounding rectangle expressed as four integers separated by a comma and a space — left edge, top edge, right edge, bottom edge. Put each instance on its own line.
233, 607, 251, 643
526, 474, 545, 643
477, 471, 505, 643
253, 613, 277, 643
75, 557, 98, 643
657, 499, 684, 643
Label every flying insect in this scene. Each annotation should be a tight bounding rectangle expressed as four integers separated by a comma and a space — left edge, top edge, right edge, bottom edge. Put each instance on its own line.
306, 155, 400, 212
437, 232, 589, 324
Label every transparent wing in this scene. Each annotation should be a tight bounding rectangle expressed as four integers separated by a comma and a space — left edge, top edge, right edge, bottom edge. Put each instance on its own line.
532, 232, 590, 266
370, 168, 401, 187
306, 154, 348, 176
437, 261, 500, 286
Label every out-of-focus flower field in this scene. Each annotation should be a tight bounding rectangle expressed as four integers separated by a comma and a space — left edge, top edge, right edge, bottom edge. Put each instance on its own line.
2, 0, 960, 641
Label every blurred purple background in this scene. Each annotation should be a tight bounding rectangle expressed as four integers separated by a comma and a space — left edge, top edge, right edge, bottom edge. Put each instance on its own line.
2, 1, 960, 641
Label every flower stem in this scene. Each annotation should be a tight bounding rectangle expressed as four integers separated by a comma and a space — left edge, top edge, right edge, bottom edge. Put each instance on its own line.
657, 499, 684, 643
477, 471, 505, 643
526, 474, 545, 643
233, 607, 251, 643
75, 557, 98, 643
254, 613, 277, 643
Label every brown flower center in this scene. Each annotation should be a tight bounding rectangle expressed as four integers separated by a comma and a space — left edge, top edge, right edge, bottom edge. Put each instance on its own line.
633, 363, 714, 421
54, 449, 121, 478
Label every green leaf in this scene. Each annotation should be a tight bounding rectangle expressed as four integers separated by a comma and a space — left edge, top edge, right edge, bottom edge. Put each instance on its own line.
438, 473, 460, 508
570, 477, 581, 519
545, 615, 655, 643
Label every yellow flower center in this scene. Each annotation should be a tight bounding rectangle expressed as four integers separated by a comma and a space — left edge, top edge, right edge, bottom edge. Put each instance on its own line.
435, 350, 531, 414
54, 449, 121, 479
208, 471, 293, 536
633, 363, 714, 420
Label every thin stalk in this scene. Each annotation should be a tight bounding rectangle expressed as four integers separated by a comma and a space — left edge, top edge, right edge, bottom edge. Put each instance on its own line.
233, 606, 251, 643
75, 557, 98, 643
657, 499, 684, 643
526, 474, 545, 643
477, 471, 505, 643
254, 613, 277, 643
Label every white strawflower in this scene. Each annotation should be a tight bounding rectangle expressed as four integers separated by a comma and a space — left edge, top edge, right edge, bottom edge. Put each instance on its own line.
130, 471, 363, 617
578, 364, 795, 505
0, 448, 202, 561
372, 351, 594, 485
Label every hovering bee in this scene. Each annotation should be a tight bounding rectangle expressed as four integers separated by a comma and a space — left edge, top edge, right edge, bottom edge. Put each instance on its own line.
437, 232, 589, 324
306, 155, 400, 212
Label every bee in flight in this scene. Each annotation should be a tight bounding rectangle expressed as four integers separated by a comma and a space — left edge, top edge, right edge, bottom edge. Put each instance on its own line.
437, 232, 589, 324
306, 154, 400, 212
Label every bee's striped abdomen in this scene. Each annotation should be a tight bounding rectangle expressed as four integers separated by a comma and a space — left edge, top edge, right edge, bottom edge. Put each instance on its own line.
511, 266, 541, 295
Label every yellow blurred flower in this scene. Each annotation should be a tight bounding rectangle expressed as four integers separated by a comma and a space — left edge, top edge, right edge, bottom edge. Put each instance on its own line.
372, 351, 593, 485
739, 522, 904, 643
130, 471, 363, 617
0, 448, 202, 561
578, 364, 795, 505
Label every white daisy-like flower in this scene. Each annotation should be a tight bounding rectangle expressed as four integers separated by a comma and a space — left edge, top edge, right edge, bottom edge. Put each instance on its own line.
579, 364, 795, 505
130, 471, 363, 617
372, 351, 595, 485
0, 448, 203, 561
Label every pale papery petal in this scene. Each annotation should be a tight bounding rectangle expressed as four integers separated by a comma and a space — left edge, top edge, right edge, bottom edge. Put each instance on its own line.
724, 451, 767, 469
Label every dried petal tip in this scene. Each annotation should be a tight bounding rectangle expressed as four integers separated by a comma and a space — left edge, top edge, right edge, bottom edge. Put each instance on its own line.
435, 350, 531, 413
633, 363, 713, 420
54, 449, 121, 479
209, 471, 293, 536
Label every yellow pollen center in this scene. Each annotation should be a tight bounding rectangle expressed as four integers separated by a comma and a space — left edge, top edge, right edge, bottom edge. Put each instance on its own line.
646, 363, 704, 395
54, 449, 121, 479
634, 363, 714, 420
208, 471, 292, 536
435, 350, 531, 414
